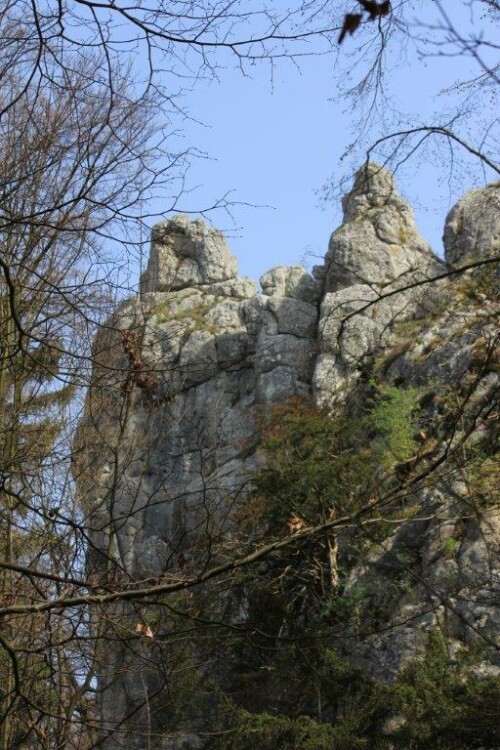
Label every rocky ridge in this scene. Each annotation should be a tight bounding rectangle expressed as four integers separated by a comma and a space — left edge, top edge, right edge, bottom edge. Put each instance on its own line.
74, 164, 500, 750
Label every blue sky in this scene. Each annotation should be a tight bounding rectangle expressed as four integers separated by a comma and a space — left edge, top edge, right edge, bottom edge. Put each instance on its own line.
140, 1, 498, 284
176, 58, 348, 280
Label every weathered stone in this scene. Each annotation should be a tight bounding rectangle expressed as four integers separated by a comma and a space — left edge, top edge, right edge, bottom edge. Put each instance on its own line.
140, 215, 238, 292
177, 329, 219, 387
317, 285, 379, 359
256, 365, 307, 403
255, 332, 315, 381
312, 352, 348, 404
324, 163, 442, 293
312, 164, 447, 406
267, 296, 318, 337
75, 170, 500, 750
260, 265, 321, 302
206, 277, 258, 298
444, 182, 500, 274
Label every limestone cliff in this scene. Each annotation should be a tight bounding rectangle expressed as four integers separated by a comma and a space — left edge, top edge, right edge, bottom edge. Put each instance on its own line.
74, 164, 499, 750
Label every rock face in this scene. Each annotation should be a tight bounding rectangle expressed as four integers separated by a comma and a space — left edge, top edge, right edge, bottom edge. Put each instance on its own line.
324, 163, 439, 292
74, 165, 500, 749
79, 227, 319, 570
443, 181, 500, 274
315, 162, 444, 403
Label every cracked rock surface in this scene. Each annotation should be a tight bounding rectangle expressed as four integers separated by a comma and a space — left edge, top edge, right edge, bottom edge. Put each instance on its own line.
75, 165, 499, 750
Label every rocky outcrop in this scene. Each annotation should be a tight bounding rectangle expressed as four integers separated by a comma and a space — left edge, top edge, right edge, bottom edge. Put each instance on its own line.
140, 215, 239, 292
324, 163, 439, 293
74, 164, 499, 749
79, 225, 320, 560
444, 181, 500, 276
315, 162, 444, 403
75, 211, 322, 749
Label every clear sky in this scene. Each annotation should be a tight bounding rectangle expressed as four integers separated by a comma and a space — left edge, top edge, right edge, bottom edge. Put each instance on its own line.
139, 1, 499, 285
174, 58, 348, 280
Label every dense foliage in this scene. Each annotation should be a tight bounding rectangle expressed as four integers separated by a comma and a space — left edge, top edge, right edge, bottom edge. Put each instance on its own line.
206, 391, 500, 749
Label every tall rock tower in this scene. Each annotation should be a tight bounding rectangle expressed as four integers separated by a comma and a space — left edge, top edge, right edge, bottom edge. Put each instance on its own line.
74, 166, 499, 749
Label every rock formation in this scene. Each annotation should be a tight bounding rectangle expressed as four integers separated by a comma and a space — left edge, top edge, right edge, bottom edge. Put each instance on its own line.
443, 180, 500, 276
74, 164, 499, 750
315, 162, 444, 402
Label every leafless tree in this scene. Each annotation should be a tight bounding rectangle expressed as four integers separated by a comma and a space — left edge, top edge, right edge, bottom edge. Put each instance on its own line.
329, 0, 500, 204
0, 1, 499, 749
0, 47, 181, 749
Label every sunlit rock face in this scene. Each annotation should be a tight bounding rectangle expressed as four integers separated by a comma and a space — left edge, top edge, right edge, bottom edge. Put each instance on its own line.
75, 216, 320, 750
324, 162, 440, 292
140, 215, 239, 292
314, 163, 445, 404
75, 166, 499, 750
77, 223, 320, 581
444, 182, 500, 279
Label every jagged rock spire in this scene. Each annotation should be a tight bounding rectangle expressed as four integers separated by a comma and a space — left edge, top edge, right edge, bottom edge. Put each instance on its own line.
314, 163, 445, 405
324, 162, 441, 292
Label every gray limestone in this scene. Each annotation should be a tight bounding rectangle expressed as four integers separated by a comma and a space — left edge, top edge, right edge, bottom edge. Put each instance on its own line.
75, 165, 500, 750
314, 163, 445, 405
444, 182, 500, 275
324, 163, 442, 293
260, 265, 321, 302
140, 215, 239, 292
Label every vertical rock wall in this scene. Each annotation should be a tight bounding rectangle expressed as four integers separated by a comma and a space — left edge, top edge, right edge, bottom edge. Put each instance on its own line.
74, 165, 499, 748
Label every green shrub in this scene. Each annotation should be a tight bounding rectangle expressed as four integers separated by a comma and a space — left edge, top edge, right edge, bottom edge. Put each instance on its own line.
253, 398, 381, 532
369, 384, 421, 467
208, 706, 370, 750
386, 633, 500, 749
208, 635, 500, 750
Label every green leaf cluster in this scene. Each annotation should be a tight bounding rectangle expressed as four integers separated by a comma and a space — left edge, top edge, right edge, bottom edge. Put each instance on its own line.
254, 385, 422, 535
253, 398, 377, 533
209, 707, 368, 750
369, 384, 421, 468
